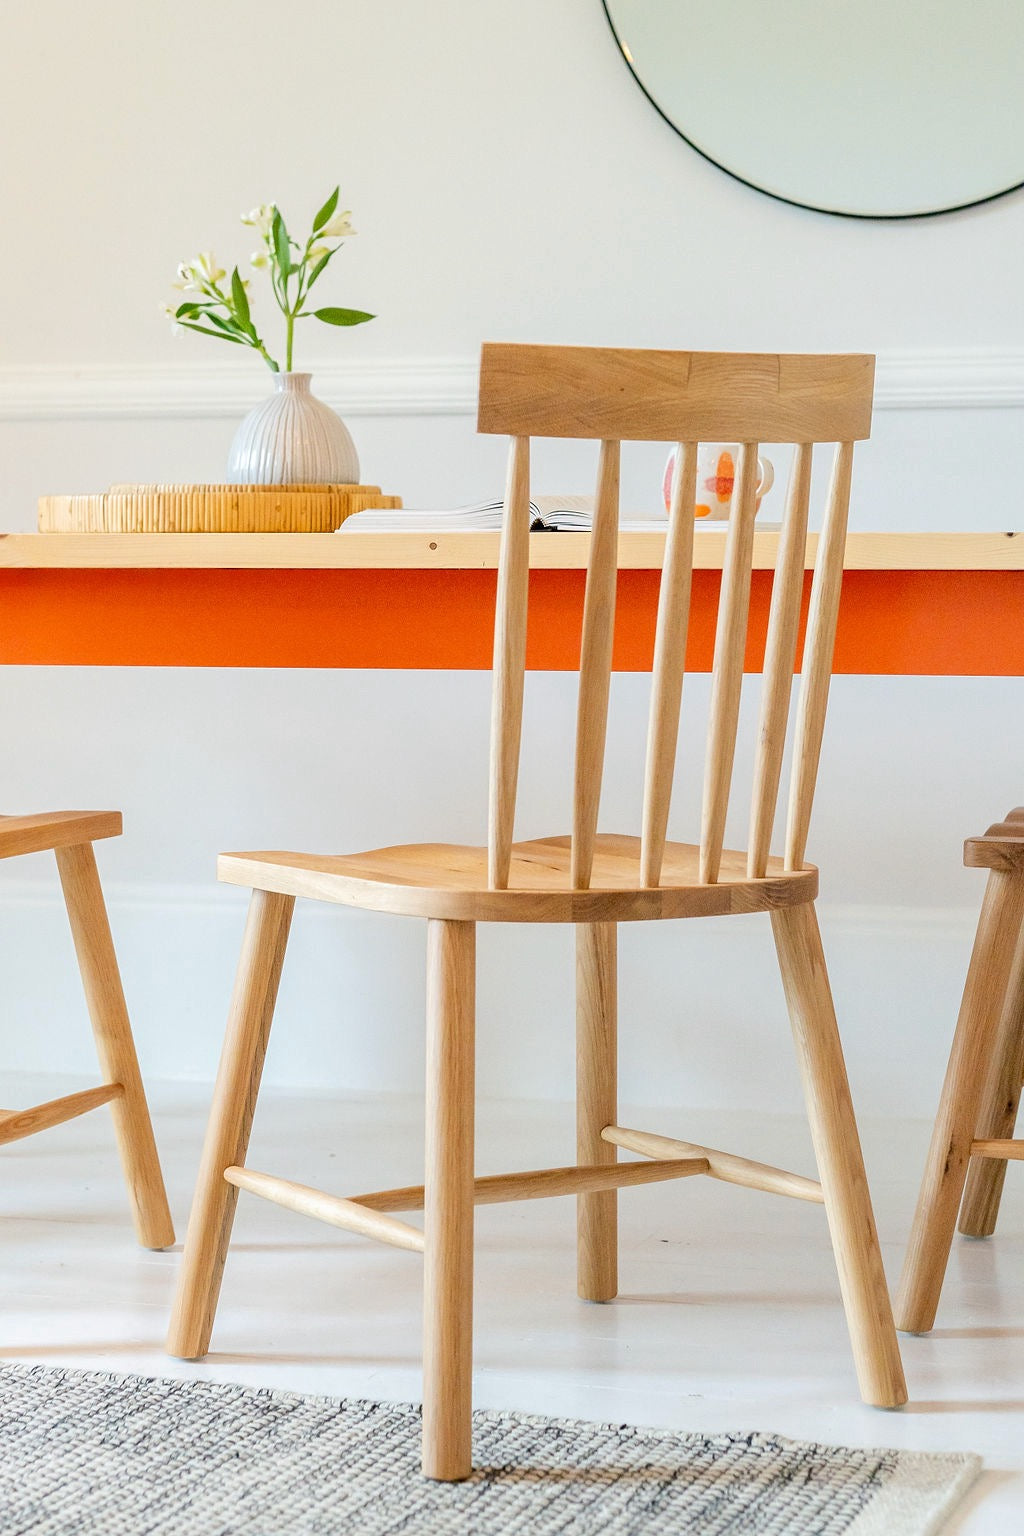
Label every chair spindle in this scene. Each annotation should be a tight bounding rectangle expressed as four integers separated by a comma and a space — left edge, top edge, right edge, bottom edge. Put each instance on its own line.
640, 441, 698, 887
487, 435, 531, 889
747, 443, 814, 878
571, 440, 621, 890
785, 441, 854, 871
699, 442, 760, 884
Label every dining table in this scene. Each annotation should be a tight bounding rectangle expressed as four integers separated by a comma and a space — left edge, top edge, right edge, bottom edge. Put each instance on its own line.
0, 529, 1021, 675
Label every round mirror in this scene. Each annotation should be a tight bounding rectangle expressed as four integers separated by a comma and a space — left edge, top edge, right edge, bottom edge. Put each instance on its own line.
602, 0, 1024, 218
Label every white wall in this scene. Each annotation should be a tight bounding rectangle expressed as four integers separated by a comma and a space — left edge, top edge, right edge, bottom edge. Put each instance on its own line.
0, 0, 1022, 1121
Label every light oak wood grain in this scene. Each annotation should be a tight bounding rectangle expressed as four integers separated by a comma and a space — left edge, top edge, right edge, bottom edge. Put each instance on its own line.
640, 442, 697, 887
748, 444, 813, 877
0, 811, 122, 860
699, 442, 760, 884
785, 442, 854, 871
488, 436, 531, 888
576, 923, 618, 1301
422, 919, 476, 1481
181, 346, 900, 1477
0, 1083, 123, 1146
896, 870, 1024, 1334
572, 441, 620, 889
959, 918, 1024, 1235
477, 345, 874, 442
603, 1125, 823, 1203
0, 813, 171, 1255
217, 835, 818, 923
224, 1167, 425, 1253
56, 842, 174, 1250
349, 1156, 711, 1212
968, 1138, 1024, 1160
772, 902, 907, 1406
7, 530, 1023, 571
167, 890, 294, 1359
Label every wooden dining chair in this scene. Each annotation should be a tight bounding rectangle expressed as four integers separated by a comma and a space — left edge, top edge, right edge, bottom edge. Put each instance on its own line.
0, 811, 173, 1248
896, 808, 1024, 1334
167, 344, 907, 1479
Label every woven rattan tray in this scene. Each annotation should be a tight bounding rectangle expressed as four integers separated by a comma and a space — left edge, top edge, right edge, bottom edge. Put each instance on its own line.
38, 483, 402, 534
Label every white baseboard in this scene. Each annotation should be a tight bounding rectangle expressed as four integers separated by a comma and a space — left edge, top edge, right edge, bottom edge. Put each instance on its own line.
0, 877, 975, 1117
0, 350, 1022, 422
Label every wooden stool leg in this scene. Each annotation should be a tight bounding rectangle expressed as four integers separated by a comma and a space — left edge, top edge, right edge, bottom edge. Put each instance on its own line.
55, 842, 174, 1250
772, 901, 907, 1408
959, 917, 1024, 1237
896, 870, 1024, 1331
422, 919, 475, 1482
166, 889, 294, 1359
576, 921, 617, 1302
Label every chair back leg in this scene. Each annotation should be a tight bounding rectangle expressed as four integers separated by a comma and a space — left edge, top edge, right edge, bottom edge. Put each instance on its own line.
422, 919, 476, 1482
896, 870, 1024, 1331
576, 921, 618, 1302
959, 918, 1024, 1236
55, 842, 174, 1250
167, 888, 294, 1359
771, 901, 907, 1407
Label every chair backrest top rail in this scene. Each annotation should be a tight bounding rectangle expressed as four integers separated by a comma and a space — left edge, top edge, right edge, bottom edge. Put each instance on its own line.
478, 343, 874, 444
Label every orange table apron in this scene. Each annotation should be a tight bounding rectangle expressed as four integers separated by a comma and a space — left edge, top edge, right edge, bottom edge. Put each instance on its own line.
0, 566, 1021, 674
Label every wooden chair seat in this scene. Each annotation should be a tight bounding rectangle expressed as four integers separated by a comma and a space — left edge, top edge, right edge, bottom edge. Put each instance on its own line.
0, 810, 122, 860
218, 835, 818, 922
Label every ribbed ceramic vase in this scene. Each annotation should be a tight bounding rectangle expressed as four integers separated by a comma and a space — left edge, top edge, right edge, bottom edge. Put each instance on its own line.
227, 372, 359, 485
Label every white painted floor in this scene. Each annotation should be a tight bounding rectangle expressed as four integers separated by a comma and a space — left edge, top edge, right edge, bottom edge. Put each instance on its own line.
1, 1074, 1021, 1533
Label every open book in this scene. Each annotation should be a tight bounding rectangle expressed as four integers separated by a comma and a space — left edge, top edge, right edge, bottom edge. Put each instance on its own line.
340, 494, 598, 532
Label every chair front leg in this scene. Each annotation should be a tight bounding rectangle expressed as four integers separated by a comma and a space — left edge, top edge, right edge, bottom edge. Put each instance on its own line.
167, 888, 294, 1359
772, 901, 907, 1408
576, 921, 617, 1302
896, 870, 1024, 1331
422, 919, 476, 1481
959, 916, 1024, 1237
55, 842, 174, 1250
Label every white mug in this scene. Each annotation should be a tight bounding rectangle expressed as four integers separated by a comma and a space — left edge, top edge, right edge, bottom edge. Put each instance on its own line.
662, 444, 774, 520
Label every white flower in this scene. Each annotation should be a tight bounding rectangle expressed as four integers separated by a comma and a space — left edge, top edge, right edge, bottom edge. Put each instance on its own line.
241, 203, 276, 236
159, 302, 185, 337
250, 250, 270, 270
308, 244, 331, 263
172, 261, 199, 292
194, 251, 225, 284
318, 210, 355, 238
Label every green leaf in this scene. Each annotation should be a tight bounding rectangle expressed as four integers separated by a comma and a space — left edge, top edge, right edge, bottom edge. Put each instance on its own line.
231, 266, 251, 328
174, 301, 203, 318
272, 209, 292, 275
305, 248, 335, 288
313, 306, 375, 326
312, 185, 339, 234
205, 311, 246, 337
178, 321, 248, 346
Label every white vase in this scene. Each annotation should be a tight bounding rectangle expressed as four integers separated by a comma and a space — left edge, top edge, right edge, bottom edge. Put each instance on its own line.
227, 372, 359, 485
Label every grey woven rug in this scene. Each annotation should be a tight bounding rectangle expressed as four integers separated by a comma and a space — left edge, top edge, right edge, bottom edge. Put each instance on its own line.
0, 1363, 978, 1535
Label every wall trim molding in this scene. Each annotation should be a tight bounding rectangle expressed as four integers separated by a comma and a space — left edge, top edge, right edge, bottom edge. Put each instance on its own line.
0, 349, 1022, 423
0, 877, 980, 938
